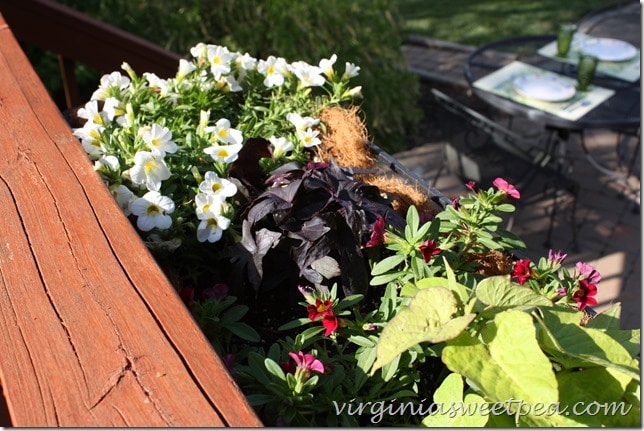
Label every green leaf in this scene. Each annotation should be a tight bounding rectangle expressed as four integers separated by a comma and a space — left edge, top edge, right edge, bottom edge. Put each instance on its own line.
348, 335, 376, 348
585, 302, 622, 330
537, 309, 640, 379
336, 294, 364, 311
278, 317, 311, 331
264, 357, 286, 381
405, 205, 420, 238
370, 271, 407, 286
495, 203, 516, 212
422, 373, 488, 427
604, 328, 640, 358
245, 393, 276, 407
370, 254, 406, 276
441, 310, 560, 426
226, 322, 260, 342
557, 367, 640, 427
476, 276, 552, 309
371, 287, 475, 373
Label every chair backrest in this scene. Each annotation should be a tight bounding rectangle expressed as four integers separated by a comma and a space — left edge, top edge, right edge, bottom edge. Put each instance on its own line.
431, 88, 546, 166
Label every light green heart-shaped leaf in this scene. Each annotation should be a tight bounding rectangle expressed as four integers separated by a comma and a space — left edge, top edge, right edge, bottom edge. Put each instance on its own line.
371, 286, 475, 373
422, 373, 488, 427
537, 308, 640, 379
476, 276, 552, 308
442, 310, 561, 426
557, 367, 640, 427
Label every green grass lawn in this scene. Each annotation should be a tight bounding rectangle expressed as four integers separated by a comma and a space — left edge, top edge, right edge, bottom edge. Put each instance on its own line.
395, 0, 619, 45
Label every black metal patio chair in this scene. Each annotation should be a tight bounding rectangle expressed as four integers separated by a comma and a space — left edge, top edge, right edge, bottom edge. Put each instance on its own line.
431, 88, 580, 249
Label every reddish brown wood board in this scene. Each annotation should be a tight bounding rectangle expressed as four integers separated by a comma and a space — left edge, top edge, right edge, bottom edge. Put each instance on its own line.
0, 14, 261, 427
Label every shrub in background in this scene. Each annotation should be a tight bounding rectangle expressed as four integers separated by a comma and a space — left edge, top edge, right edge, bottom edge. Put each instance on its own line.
37, 0, 421, 154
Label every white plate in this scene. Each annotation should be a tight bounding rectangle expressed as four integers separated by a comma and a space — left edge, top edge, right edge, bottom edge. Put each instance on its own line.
579, 37, 638, 62
512, 74, 576, 102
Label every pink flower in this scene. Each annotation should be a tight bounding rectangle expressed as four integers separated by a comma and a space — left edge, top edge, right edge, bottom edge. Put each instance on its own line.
419, 239, 441, 263
493, 177, 520, 199
465, 181, 479, 193
547, 249, 568, 267
288, 351, 324, 379
573, 279, 598, 311
511, 259, 533, 285
365, 216, 386, 248
576, 262, 601, 284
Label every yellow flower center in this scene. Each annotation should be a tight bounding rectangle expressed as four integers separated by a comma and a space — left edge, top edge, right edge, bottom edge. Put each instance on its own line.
217, 149, 230, 158
144, 161, 156, 174
211, 183, 222, 193
146, 205, 160, 215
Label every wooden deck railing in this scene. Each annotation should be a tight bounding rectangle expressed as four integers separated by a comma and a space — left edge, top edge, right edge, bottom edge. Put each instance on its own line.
0, 2, 262, 427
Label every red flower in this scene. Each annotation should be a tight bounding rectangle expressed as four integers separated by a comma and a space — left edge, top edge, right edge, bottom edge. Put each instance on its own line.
573, 279, 598, 311
493, 177, 520, 199
419, 239, 441, 263
466, 181, 479, 193
365, 216, 386, 247
307, 299, 338, 336
511, 259, 533, 285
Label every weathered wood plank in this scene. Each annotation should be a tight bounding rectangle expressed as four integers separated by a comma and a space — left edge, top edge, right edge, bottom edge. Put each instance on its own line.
0, 14, 261, 427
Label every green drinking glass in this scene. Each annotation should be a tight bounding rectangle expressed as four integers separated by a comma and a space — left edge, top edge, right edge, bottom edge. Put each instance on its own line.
557, 23, 576, 57
577, 54, 599, 91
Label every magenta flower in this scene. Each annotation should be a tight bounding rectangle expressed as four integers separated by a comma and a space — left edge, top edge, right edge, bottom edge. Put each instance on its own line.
288, 351, 325, 378
419, 239, 441, 263
203, 283, 229, 301
465, 181, 479, 193
365, 216, 386, 248
307, 299, 339, 336
573, 279, 598, 311
493, 177, 520, 199
511, 259, 533, 285
576, 262, 601, 284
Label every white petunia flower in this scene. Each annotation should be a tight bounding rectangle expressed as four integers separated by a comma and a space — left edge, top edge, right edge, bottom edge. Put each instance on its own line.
290, 61, 325, 87
298, 128, 321, 148
144, 72, 169, 96
102, 97, 126, 122
189, 42, 207, 59
94, 155, 120, 173
206, 44, 233, 79
90, 71, 131, 100
205, 118, 243, 146
194, 195, 232, 243
198, 171, 238, 198
130, 191, 175, 232
74, 122, 106, 159
319, 54, 337, 78
203, 143, 243, 164
269, 136, 295, 158
176, 59, 197, 82
76, 100, 108, 125
343, 62, 360, 80
129, 151, 172, 191
142, 124, 177, 155
109, 184, 134, 216
286, 112, 320, 132
235, 52, 258, 77
257, 55, 289, 88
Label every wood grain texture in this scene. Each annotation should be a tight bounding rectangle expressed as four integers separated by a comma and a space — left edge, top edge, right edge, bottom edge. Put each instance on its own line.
0, 14, 261, 427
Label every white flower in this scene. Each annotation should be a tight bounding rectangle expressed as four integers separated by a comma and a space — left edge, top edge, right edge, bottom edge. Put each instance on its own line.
290, 61, 325, 87
257, 55, 289, 88
235, 52, 258, 77
129, 151, 172, 191
269, 136, 295, 158
176, 59, 197, 82
94, 155, 120, 173
74, 122, 106, 159
189, 42, 207, 59
203, 143, 243, 164
76, 100, 108, 125
205, 118, 243, 145
91, 71, 131, 100
198, 171, 237, 198
142, 124, 177, 155
195, 194, 232, 242
109, 184, 134, 216
130, 191, 175, 232
144, 72, 169, 96
343, 62, 360, 80
102, 97, 125, 122
206, 44, 233, 79
298, 128, 321, 148
319, 54, 337, 78
286, 112, 320, 132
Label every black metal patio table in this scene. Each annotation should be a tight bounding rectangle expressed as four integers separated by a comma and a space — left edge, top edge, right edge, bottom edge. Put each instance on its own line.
464, 33, 640, 183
